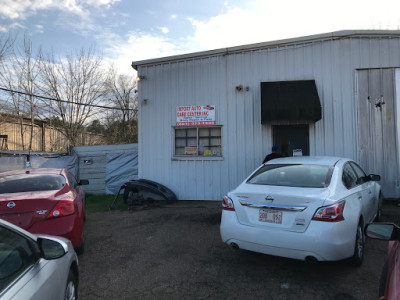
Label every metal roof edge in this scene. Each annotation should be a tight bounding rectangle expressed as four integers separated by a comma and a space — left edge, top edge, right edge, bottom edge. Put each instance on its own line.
72, 143, 138, 152
0, 150, 68, 157
131, 30, 400, 70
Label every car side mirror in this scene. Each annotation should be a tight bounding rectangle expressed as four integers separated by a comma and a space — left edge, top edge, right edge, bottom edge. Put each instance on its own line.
37, 237, 68, 260
365, 223, 400, 241
78, 179, 89, 186
368, 174, 381, 181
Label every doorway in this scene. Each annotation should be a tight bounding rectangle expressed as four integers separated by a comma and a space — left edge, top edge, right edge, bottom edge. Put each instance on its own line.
273, 125, 309, 157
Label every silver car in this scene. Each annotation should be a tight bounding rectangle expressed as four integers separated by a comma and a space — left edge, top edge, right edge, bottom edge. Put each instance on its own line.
0, 219, 79, 300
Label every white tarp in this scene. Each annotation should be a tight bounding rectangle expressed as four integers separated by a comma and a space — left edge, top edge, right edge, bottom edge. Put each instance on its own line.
105, 151, 138, 194
1, 145, 139, 194
0, 155, 27, 172
30, 155, 78, 177
0, 152, 78, 177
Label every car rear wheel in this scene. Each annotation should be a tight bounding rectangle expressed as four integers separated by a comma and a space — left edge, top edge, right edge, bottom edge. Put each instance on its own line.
75, 229, 85, 255
350, 221, 364, 266
65, 270, 78, 300
75, 237, 85, 255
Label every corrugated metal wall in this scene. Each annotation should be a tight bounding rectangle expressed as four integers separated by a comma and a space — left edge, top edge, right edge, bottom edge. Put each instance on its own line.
137, 36, 400, 200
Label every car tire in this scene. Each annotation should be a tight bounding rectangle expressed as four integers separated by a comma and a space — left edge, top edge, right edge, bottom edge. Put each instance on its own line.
75, 231, 85, 255
350, 221, 364, 266
75, 243, 84, 255
65, 270, 78, 300
83, 199, 87, 222
378, 260, 388, 297
375, 193, 383, 221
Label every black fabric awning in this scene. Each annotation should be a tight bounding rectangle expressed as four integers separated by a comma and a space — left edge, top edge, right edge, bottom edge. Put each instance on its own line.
260, 80, 322, 124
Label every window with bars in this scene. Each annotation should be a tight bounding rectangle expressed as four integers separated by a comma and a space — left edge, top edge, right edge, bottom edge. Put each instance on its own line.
174, 126, 222, 157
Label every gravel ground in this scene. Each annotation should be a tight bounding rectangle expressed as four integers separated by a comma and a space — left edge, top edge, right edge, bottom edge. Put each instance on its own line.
78, 200, 400, 300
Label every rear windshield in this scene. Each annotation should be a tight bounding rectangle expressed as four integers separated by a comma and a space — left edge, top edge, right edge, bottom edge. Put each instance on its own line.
246, 164, 333, 188
0, 174, 66, 194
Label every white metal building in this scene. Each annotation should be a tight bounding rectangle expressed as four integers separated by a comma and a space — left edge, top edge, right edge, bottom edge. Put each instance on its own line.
132, 30, 400, 201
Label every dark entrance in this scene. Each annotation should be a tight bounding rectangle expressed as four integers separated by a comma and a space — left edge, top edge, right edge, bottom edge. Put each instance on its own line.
273, 125, 309, 157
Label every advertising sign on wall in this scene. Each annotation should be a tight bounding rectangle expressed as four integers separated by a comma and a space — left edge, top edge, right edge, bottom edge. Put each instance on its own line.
176, 105, 216, 126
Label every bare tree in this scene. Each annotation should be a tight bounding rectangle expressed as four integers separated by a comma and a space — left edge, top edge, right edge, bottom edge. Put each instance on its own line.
0, 32, 14, 61
103, 65, 138, 144
0, 32, 15, 121
39, 47, 107, 147
0, 35, 40, 151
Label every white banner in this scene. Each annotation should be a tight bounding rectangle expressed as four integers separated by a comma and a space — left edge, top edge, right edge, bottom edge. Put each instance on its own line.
176, 105, 216, 126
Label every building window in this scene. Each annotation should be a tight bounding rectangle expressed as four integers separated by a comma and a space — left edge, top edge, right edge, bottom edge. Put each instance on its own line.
174, 126, 222, 157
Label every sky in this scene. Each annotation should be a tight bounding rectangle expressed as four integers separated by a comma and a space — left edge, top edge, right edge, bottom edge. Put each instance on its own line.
1, 0, 400, 75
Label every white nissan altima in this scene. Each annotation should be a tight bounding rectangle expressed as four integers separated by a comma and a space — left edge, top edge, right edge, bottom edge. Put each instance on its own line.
220, 156, 382, 265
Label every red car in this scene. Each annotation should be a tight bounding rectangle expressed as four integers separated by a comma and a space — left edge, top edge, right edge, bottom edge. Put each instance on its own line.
0, 168, 88, 253
366, 222, 400, 300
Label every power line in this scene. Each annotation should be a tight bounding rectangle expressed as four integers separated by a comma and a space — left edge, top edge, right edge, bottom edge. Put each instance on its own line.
0, 87, 138, 111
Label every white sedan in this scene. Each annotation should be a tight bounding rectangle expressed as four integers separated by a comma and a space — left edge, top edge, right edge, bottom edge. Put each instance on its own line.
220, 156, 382, 265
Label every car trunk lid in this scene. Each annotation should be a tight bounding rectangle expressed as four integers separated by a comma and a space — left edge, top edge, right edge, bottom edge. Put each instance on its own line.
0, 191, 60, 230
231, 184, 330, 233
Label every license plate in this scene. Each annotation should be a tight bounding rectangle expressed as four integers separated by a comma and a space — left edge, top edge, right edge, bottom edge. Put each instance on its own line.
258, 209, 282, 224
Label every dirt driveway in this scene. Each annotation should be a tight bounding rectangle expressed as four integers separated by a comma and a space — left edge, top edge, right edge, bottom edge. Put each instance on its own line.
78, 201, 400, 300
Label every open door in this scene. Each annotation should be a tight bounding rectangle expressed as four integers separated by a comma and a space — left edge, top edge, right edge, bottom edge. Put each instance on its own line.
273, 124, 309, 157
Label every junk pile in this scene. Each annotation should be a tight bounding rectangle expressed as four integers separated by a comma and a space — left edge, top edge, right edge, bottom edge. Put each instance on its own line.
110, 179, 177, 210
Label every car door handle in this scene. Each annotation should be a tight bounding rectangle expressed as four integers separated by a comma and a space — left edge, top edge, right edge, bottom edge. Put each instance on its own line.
358, 196, 362, 200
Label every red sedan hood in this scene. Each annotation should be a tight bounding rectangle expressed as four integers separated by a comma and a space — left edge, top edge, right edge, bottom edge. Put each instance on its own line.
0, 190, 66, 230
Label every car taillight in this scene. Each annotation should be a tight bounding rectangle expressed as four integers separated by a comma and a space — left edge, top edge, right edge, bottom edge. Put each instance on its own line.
312, 201, 345, 222
222, 196, 235, 211
47, 200, 75, 218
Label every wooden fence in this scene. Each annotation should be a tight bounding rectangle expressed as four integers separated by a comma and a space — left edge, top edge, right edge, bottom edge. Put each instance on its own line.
0, 115, 104, 152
